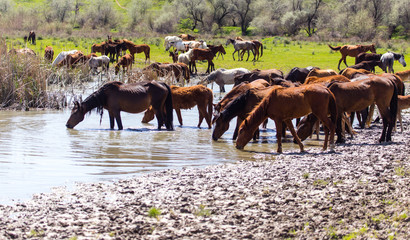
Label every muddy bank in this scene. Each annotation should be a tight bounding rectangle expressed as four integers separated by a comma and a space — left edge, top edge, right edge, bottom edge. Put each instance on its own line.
0, 120, 409, 239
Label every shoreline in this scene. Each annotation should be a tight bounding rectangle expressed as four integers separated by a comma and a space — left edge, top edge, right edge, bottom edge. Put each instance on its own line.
0, 121, 409, 239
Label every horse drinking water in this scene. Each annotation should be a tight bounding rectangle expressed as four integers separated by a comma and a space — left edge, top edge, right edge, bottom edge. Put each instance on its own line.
66, 81, 174, 130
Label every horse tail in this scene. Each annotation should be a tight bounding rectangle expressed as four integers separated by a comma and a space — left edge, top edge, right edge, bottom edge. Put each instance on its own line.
328, 44, 341, 51
163, 83, 174, 130
260, 42, 263, 57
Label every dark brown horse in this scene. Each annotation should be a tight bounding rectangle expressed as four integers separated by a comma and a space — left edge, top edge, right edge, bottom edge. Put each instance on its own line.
297, 76, 398, 144
142, 85, 213, 128
123, 40, 150, 64
214, 79, 270, 113
236, 84, 337, 153
343, 60, 385, 73
189, 48, 216, 74
66, 81, 173, 130
355, 52, 382, 65
285, 67, 318, 84
234, 69, 283, 86
328, 44, 376, 70
44, 46, 54, 62
27, 31, 36, 45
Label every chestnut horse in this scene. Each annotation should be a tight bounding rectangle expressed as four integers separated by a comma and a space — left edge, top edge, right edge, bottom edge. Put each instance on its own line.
44, 46, 54, 62
66, 81, 173, 130
142, 85, 213, 128
123, 39, 150, 64
91, 42, 107, 55
234, 69, 284, 86
236, 84, 337, 153
115, 54, 133, 75
297, 76, 398, 144
328, 44, 376, 70
395, 69, 410, 82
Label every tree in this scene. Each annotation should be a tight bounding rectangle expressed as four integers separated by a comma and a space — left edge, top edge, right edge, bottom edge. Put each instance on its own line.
178, 0, 208, 31
232, 0, 255, 35
303, 0, 323, 36
46, 0, 74, 23
128, 0, 153, 29
207, 0, 234, 30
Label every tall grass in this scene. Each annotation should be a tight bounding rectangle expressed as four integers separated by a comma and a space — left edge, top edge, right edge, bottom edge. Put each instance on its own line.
0, 38, 93, 109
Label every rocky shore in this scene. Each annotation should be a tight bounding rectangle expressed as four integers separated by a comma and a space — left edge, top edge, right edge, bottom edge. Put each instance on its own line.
0, 120, 409, 239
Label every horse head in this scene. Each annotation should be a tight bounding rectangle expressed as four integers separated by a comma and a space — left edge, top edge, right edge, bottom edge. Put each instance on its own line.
225, 38, 233, 46
211, 112, 230, 141
66, 101, 85, 129
369, 44, 376, 53
399, 54, 407, 67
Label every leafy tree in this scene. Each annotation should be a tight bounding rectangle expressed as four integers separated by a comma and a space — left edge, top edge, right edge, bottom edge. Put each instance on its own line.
232, 0, 256, 35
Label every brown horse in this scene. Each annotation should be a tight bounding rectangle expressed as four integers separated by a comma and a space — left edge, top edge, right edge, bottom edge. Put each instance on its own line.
123, 40, 150, 64
307, 68, 338, 78
66, 81, 173, 130
189, 48, 216, 74
343, 60, 385, 73
355, 52, 382, 65
179, 34, 196, 41
340, 68, 373, 79
395, 69, 410, 82
214, 79, 270, 113
236, 84, 337, 153
44, 46, 54, 62
91, 42, 107, 55
143, 62, 187, 83
304, 75, 350, 85
169, 51, 178, 63
212, 86, 274, 141
142, 85, 213, 128
397, 95, 410, 132
328, 44, 376, 70
27, 31, 36, 45
115, 54, 133, 75
297, 76, 398, 143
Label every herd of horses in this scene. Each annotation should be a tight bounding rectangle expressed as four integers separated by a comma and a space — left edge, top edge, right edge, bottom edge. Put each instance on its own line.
65, 40, 410, 154
7, 32, 410, 153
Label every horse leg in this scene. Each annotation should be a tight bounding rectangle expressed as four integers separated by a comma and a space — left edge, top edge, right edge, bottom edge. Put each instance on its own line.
246, 50, 250, 61
197, 104, 210, 128
232, 50, 237, 61
337, 58, 343, 71
113, 111, 123, 130
274, 120, 284, 153
335, 115, 345, 144
284, 119, 304, 152
175, 108, 183, 126
109, 111, 115, 129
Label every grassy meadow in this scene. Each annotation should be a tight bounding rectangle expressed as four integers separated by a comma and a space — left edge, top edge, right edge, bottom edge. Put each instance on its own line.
5, 35, 409, 76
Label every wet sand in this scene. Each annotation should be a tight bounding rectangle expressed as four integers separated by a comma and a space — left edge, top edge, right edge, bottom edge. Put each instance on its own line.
0, 117, 409, 239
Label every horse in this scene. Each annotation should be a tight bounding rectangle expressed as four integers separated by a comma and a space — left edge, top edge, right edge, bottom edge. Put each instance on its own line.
89, 55, 110, 75
142, 85, 213, 128
178, 34, 196, 41
165, 40, 190, 53
169, 51, 178, 63
44, 46, 54, 62
285, 67, 318, 84
91, 42, 107, 55
104, 42, 126, 63
123, 40, 150, 64
187, 40, 207, 49
57, 51, 84, 68
342, 60, 385, 73
203, 68, 250, 93
235, 38, 263, 61
328, 44, 376, 70
52, 50, 78, 66
27, 31, 36, 45
207, 44, 226, 60
381, 51, 406, 73
188, 48, 216, 74
115, 54, 133, 75
340, 68, 373, 79
355, 52, 382, 64
9, 48, 36, 57
303, 75, 350, 85
396, 95, 410, 132
235, 84, 337, 153
164, 36, 182, 49
307, 68, 338, 78
177, 49, 193, 65
66, 81, 174, 131
234, 69, 284, 86
226, 38, 256, 61
212, 86, 274, 141
395, 69, 410, 82
143, 62, 186, 83
297, 75, 398, 144
214, 79, 271, 113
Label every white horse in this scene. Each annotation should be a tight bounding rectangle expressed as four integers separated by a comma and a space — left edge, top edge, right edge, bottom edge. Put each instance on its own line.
52, 50, 78, 66
178, 49, 193, 65
204, 68, 250, 92
164, 36, 182, 49
89, 55, 110, 74
165, 40, 191, 53
381, 51, 406, 73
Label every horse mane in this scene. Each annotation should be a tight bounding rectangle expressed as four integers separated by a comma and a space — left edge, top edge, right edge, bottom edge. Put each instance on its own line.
241, 88, 274, 132
82, 82, 120, 121
220, 90, 250, 122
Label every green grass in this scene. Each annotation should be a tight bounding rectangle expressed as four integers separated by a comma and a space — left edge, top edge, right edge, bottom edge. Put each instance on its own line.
4, 36, 410, 75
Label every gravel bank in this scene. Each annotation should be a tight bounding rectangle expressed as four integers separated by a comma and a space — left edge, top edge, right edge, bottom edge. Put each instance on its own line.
0, 120, 409, 239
